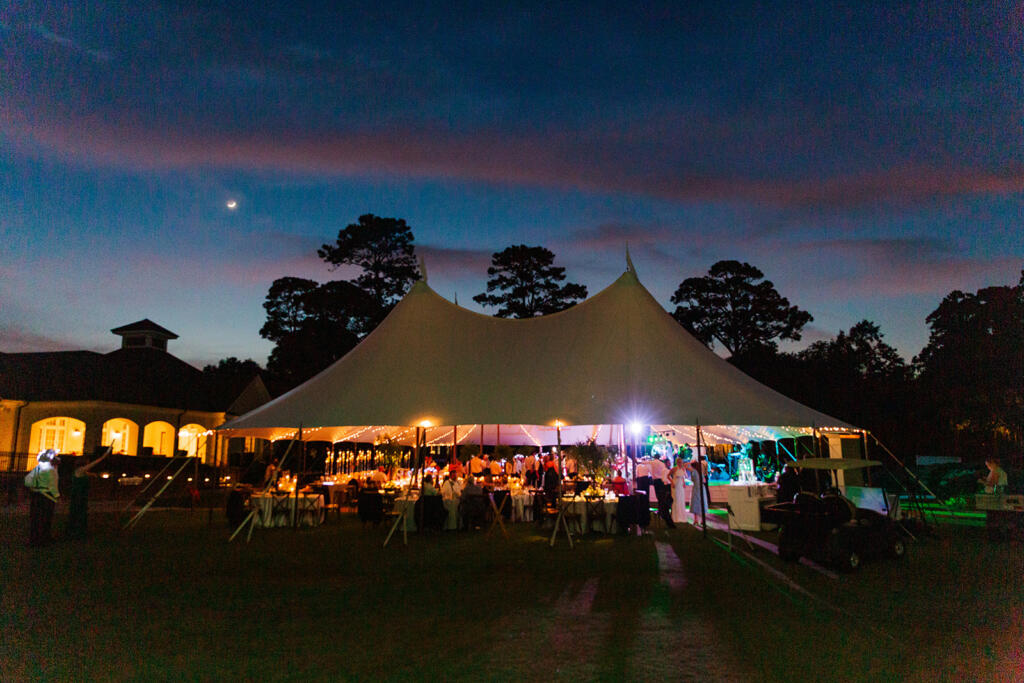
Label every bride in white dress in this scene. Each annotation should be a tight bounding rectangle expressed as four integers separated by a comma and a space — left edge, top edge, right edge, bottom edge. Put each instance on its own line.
669, 457, 689, 525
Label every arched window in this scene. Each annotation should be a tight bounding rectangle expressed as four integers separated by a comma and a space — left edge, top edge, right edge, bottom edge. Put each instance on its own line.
177, 423, 207, 458
29, 417, 86, 456
143, 421, 175, 457
102, 418, 138, 455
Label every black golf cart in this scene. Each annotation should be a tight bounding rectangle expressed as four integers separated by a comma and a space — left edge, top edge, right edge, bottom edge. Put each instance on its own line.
764, 458, 908, 572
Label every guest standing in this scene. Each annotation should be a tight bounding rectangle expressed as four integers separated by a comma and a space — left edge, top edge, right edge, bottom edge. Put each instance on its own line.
668, 458, 689, 525
776, 464, 801, 503
524, 452, 538, 487
66, 447, 111, 539
25, 449, 60, 546
649, 456, 676, 528
542, 459, 561, 505
687, 457, 709, 527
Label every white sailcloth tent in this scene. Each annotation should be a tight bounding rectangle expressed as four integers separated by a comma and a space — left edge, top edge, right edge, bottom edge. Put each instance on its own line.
219, 264, 855, 447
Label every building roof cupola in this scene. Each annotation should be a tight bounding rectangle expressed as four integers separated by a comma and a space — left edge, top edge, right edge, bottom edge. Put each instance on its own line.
110, 319, 178, 351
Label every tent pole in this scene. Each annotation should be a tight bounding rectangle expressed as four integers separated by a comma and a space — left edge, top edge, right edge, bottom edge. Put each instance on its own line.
294, 424, 303, 530
556, 423, 563, 497
696, 423, 708, 538
862, 431, 872, 486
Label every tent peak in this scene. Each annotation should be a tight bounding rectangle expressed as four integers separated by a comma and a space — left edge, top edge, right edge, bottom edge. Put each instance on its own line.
625, 243, 637, 275
418, 255, 428, 283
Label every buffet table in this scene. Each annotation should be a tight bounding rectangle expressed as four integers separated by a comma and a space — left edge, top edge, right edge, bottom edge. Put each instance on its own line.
724, 484, 776, 531
250, 492, 324, 528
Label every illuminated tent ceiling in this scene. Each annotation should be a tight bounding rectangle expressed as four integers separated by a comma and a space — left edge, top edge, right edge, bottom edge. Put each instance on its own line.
219, 264, 856, 447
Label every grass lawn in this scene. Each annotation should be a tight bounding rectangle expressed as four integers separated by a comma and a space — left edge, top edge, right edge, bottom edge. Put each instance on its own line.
1, 506, 1022, 682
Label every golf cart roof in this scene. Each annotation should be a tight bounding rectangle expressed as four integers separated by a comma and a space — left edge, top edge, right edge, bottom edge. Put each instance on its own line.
791, 458, 882, 470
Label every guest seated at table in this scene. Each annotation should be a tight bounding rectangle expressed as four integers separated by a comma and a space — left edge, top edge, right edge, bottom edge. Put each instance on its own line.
609, 470, 628, 495
564, 455, 578, 479
489, 458, 503, 477
371, 467, 388, 487
979, 458, 1009, 494
439, 473, 461, 531
421, 474, 439, 496
441, 472, 462, 499
462, 475, 483, 498
263, 458, 279, 487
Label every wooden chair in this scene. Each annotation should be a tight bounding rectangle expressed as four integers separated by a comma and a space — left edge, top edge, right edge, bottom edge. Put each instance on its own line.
585, 495, 607, 533
460, 494, 489, 531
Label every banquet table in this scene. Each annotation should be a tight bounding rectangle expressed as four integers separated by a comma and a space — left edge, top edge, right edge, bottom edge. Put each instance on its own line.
509, 491, 534, 522
250, 492, 324, 528
392, 496, 418, 531
559, 494, 619, 533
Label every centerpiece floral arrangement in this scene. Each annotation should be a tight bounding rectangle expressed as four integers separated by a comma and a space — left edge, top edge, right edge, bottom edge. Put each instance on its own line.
568, 440, 612, 495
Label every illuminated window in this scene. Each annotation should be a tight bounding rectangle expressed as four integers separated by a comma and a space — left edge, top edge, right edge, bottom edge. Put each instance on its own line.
177, 423, 206, 458
30, 417, 86, 456
143, 421, 175, 457
102, 418, 139, 455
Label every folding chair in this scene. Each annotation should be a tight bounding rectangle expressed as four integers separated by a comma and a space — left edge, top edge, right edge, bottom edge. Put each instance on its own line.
585, 495, 607, 533
358, 491, 384, 526
271, 493, 293, 527
460, 494, 489, 531
297, 494, 323, 526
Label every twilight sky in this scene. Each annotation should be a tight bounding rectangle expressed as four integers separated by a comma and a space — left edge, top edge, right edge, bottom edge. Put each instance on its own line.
2, 1, 1022, 368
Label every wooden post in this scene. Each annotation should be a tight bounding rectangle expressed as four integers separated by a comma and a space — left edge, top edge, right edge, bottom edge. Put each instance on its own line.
556, 423, 563, 498
452, 424, 458, 470
293, 425, 303, 529
696, 423, 708, 538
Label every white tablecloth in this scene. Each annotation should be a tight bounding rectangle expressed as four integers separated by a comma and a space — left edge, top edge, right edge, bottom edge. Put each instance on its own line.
560, 495, 619, 533
251, 493, 324, 528
393, 496, 418, 531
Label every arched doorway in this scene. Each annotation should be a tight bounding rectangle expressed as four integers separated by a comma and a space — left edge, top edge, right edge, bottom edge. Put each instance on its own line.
102, 418, 138, 455
143, 421, 175, 457
177, 423, 206, 458
29, 417, 86, 456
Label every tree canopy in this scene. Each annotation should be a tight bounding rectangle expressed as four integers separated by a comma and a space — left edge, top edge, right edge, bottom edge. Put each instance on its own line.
317, 214, 419, 322
472, 245, 587, 318
260, 277, 376, 387
670, 260, 812, 357
914, 269, 1024, 454
798, 320, 908, 380
202, 357, 263, 382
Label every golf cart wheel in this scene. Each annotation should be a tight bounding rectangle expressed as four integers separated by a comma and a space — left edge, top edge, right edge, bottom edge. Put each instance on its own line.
777, 526, 800, 562
838, 548, 861, 572
890, 537, 907, 559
